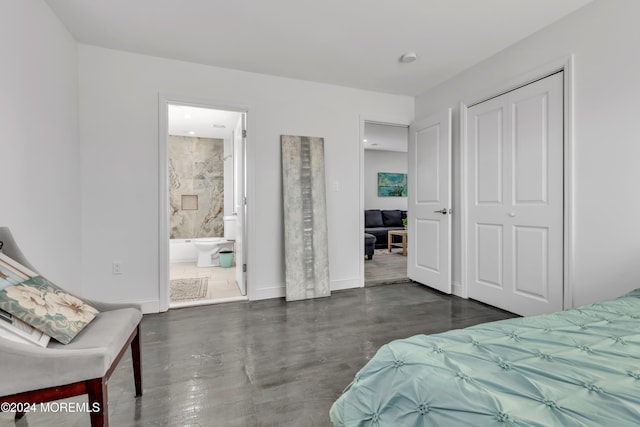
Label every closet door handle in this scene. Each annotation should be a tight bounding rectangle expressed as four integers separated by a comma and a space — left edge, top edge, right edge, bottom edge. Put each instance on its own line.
434, 209, 449, 215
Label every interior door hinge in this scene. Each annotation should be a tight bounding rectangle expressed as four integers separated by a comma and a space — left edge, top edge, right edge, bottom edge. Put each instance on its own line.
243, 264, 247, 273
242, 129, 247, 138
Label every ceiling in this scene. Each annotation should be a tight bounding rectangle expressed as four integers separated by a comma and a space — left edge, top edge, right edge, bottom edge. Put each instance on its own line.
44, 0, 593, 96
168, 105, 241, 139
364, 122, 408, 153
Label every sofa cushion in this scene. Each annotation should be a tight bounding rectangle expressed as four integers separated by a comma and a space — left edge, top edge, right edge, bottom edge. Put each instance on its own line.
365, 210, 384, 228
382, 210, 403, 227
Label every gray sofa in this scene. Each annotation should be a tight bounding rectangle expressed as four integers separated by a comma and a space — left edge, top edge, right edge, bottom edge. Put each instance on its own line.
0, 227, 143, 427
364, 209, 407, 249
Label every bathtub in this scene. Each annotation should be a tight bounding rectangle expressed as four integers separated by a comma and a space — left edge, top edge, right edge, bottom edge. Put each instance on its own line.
170, 238, 200, 263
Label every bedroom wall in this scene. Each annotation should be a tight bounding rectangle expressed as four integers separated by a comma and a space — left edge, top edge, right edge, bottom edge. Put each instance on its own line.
414, 0, 640, 307
364, 150, 408, 210
77, 45, 414, 310
0, 0, 82, 292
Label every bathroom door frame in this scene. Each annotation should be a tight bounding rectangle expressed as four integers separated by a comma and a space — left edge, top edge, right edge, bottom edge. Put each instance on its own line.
158, 94, 252, 312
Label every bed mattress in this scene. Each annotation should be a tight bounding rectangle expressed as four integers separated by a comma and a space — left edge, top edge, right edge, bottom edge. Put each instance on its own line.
330, 289, 640, 426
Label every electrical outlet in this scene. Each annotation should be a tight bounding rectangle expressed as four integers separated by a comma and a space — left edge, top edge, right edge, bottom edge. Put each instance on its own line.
112, 261, 123, 275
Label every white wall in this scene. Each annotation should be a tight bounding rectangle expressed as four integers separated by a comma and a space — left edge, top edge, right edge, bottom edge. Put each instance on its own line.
0, 0, 81, 292
415, 0, 640, 308
78, 45, 413, 311
364, 150, 408, 210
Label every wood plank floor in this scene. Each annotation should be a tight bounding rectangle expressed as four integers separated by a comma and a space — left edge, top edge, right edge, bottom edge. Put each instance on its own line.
1, 283, 515, 427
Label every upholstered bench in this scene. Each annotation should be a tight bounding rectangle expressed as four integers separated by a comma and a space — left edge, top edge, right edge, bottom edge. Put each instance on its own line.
364, 233, 376, 260
0, 227, 142, 427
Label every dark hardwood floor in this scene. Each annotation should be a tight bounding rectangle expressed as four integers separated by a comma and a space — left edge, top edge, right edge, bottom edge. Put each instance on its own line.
1, 283, 515, 427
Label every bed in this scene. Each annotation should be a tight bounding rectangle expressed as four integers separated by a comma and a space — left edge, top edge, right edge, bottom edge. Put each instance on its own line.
330, 289, 640, 426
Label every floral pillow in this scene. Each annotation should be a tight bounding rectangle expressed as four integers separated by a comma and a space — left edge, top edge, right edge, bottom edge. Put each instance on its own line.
0, 276, 98, 344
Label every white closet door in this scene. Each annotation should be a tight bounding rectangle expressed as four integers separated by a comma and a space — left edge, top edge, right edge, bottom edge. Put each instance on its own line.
467, 72, 563, 316
408, 109, 452, 294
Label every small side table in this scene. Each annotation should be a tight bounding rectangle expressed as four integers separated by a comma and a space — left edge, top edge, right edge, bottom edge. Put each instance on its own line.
387, 230, 408, 256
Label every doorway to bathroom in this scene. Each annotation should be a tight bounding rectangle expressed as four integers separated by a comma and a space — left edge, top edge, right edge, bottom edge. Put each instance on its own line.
161, 101, 248, 309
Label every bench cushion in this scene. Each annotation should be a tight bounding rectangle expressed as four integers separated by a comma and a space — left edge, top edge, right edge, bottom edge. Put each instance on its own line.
0, 307, 141, 396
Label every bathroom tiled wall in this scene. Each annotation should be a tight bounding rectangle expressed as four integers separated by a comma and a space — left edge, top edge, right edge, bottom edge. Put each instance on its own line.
169, 135, 224, 238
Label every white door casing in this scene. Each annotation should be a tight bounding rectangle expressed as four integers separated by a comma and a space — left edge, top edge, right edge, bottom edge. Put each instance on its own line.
466, 72, 564, 316
234, 113, 247, 295
408, 109, 452, 293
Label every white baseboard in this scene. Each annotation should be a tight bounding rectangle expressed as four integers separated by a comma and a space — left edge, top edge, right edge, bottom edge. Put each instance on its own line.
250, 284, 285, 301
452, 281, 465, 298
331, 277, 363, 292
169, 295, 247, 309
248, 277, 363, 301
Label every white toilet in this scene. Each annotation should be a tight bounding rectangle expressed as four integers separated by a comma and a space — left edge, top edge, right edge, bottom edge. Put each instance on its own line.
193, 216, 237, 267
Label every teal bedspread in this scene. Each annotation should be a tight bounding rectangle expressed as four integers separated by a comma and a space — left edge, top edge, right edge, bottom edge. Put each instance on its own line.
330, 289, 640, 426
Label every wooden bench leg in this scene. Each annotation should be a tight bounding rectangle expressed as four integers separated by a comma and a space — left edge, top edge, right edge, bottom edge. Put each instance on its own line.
131, 325, 143, 397
86, 378, 108, 427
15, 411, 25, 420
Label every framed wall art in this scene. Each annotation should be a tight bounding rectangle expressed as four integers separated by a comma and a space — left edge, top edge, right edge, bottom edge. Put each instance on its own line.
378, 172, 407, 197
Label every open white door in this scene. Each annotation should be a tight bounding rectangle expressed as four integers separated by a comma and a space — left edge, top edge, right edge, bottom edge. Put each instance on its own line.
234, 113, 247, 295
408, 109, 452, 293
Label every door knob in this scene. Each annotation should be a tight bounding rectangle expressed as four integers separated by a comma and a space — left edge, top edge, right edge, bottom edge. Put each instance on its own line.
434, 209, 449, 215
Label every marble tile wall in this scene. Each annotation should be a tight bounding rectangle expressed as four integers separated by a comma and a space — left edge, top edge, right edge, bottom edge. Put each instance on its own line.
169, 135, 225, 239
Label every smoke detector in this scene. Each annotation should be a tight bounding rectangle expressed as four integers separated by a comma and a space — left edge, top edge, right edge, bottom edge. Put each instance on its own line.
400, 52, 418, 63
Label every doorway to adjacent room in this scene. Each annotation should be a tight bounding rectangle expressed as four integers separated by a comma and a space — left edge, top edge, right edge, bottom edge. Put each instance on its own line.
362, 121, 410, 286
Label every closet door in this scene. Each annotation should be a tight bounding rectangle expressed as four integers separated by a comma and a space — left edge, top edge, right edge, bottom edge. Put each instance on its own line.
467, 72, 563, 316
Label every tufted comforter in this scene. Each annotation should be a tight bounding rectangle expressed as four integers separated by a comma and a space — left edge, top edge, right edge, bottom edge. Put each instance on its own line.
330, 289, 640, 426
